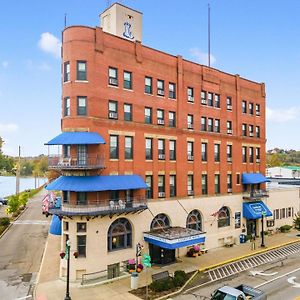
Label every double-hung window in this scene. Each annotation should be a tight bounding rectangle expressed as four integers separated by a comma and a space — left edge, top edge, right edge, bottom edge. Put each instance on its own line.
214, 94, 220, 108
256, 126, 260, 138
169, 140, 176, 161
242, 146, 247, 163
158, 175, 165, 197
64, 61, 70, 82
202, 174, 208, 195
201, 117, 207, 131
227, 174, 232, 192
256, 148, 261, 163
226, 97, 232, 110
227, 144, 232, 162
201, 91, 207, 104
77, 235, 86, 257
187, 141, 194, 161
208, 118, 213, 132
157, 109, 164, 125
123, 71, 132, 89
170, 175, 176, 197
169, 111, 176, 127
158, 139, 165, 160
145, 107, 152, 124
187, 175, 194, 196
242, 123, 247, 136
227, 121, 232, 134
202, 143, 207, 162
77, 96, 87, 115
125, 136, 133, 159
108, 100, 118, 119
187, 114, 194, 129
215, 174, 220, 194
256, 104, 260, 116
214, 119, 220, 133
145, 138, 153, 160
64, 97, 70, 116
214, 144, 220, 162
187, 87, 194, 102
208, 92, 213, 106
249, 102, 254, 115
249, 147, 254, 163
77, 61, 87, 80
242, 100, 247, 113
157, 79, 164, 96
145, 76, 152, 94
108, 67, 118, 86
169, 82, 176, 99
249, 124, 254, 137
145, 175, 153, 199
124, 103, 132, 121
110, 135, 119, 159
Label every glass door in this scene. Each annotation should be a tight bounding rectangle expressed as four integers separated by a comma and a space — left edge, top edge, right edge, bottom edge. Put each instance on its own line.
77, 145, 87, 166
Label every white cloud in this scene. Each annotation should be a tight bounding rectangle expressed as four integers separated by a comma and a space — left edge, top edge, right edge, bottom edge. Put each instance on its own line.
189, 47, 216, 65
38, 32, 61, 58
266, 106, 300, 123
0, 123, 18, 134
2, 61, 8, 68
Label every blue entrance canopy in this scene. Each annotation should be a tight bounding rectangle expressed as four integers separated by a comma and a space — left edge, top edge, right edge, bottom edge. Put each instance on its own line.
46, 175, 148, 192
144, 227, 206, 250
45, 132, 105, 145
242, 173, 270, 185
49, 215, 62, 235
243, 201, 272, 219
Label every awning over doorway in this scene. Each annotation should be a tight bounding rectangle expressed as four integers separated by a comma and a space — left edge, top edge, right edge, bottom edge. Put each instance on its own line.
242, 173, 270, 184
45, 132, 105, 145
144, 227, 206, 250
243, 201, 272, 219
49, 215, 62, 235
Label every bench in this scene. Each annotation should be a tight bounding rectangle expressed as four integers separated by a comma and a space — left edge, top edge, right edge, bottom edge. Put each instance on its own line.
224, 242, 234, 247
152, 271, 171, 282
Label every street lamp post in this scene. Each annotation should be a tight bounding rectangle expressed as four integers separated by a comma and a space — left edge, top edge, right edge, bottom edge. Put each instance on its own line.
65, 240, 71, 300
261, 212, 266, 248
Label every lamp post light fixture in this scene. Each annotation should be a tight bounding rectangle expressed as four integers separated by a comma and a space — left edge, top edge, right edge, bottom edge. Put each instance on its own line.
65, 240, 71, 300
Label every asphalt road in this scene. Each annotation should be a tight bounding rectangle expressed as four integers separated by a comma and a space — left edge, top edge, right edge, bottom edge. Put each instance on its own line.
0, 191, 50, 300
175, 251, 300, 300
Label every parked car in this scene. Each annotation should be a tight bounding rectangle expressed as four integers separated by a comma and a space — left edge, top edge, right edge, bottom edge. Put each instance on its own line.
0, 197, 8, 205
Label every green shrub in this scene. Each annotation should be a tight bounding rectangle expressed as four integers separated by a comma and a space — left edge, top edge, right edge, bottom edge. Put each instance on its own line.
173, 270, 187, 287
149, 278, 174, 292
245, 234, 252, 241
280, 225, 292, 232
0, 217, 10, 226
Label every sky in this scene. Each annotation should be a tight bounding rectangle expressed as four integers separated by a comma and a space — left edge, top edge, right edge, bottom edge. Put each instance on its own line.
1, 0, 300, 157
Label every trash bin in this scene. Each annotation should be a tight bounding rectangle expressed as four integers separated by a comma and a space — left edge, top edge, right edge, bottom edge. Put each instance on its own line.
239, 234, 246, 244
131, 272, 139, 289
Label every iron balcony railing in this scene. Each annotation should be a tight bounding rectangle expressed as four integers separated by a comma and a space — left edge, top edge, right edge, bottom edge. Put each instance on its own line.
48, 155, 105, 170
54, 197, 147, 215
243, 189, 269, 200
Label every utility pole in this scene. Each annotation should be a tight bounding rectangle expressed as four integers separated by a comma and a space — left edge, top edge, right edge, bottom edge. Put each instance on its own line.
261, 212, 266, 247
16, 146, 21, 195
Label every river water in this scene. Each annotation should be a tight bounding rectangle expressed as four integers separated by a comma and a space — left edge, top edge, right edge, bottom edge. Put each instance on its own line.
0, 176, 47, 198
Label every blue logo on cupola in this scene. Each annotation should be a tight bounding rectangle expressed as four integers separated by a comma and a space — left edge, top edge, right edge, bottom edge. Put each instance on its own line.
123, 21, 134, 39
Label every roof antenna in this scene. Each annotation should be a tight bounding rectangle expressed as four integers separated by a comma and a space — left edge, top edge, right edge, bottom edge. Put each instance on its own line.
64, 13, 67, 28
208, 3, 211, 67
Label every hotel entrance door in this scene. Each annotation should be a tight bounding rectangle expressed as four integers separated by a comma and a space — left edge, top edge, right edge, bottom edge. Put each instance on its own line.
149, 244, 175, 265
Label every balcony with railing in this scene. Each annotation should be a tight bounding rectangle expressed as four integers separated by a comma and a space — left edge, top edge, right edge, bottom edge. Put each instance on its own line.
48, 196, 147, 217
48, 155, 105, 170
243, 189, 269, 200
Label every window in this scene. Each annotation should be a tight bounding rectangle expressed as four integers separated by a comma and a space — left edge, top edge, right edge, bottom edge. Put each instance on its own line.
202, 174, 207, 195
187, 114, 194, 129
64, 221, 69, 231
125, 136, 133, 159
144, 107, 152, 124
256, 126, 260, 138
187, 174, 194, 196
124, 103, 132, 121
215, 174, 220, 194
218, 207, 230, 228
214, 144, 220, 162
215, 94, 220, 108
249, 102, 254, 115
227, 174, 232, 192
249, 147, 254, 163
123, 71, 132, 89
108, 67, 118, 86
77, 144, 87, 166
157, 109, 164, 125
77, 223, 87, 232
157, 79, 164, 96
169, 140, 176, 161
201, 91, 207, 104
236, 173, 240, 185
145, 76, 152, 94
208, 92, 213, 106
187, 141, 194, 161
170, 175, 176, 197
158, 139, 165, 160
107, 218, 132, 251
63, 145, 70, 158
64, 61, 70, 82
77, 61, 87, 81
201, 143, 207, 161
187, 87, 194, 102
287, 207, 292, 218
77, 235, 86, 257
201, 117, 207, 131
77, 192, 87, 205
208, 118, 213, 132
214, 119, 220, 133
249, 125, 254, 137
169, 82, 176, 99
108, 100, 118, 119
281, 208, 286, 219
145, 138, 153, 160
242, 146, 247, 163
226, 97, 232, 110
242, 100, 247, 113
169, 111, 176, 127
256, 104, 260, 116
242, 123, 247, 136
256, 148, 261, 163
158, 175, 165, 197
64, 97, 70, 116
227, 144, 232, 162
186, 210, 202, 231
227, 121, 232, 134
110, 135, 119, 159
77, 96, 87, 115
63, 191, 70, 204
145, 175, 153, 199
151, 214, 170, 230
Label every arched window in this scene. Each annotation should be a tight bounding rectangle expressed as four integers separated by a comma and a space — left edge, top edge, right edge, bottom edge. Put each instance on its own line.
218, 207, 230, 228
150, 213, 170, 230
186, 210, 202, 231
107, 218, 132, 251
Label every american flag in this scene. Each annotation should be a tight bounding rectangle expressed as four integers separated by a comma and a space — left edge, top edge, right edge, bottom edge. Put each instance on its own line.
211, 207, 222, 217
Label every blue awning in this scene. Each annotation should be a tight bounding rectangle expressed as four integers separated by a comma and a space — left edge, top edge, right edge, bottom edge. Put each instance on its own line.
243, 201, 272, 219
49, 215, 62, 235
242, 173, 270, 184
144, 227, 206, 250
45, 132, 105, 145
46, 175, 148, 192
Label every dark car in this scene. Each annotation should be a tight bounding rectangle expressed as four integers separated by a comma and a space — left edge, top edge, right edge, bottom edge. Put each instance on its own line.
0, 197, 8, 205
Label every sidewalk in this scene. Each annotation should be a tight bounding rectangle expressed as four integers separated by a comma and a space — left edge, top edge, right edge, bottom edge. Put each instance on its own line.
34, 231, 300, 300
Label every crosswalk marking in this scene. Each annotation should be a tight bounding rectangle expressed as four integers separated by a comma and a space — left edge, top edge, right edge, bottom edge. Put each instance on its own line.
14, 220, 50, 225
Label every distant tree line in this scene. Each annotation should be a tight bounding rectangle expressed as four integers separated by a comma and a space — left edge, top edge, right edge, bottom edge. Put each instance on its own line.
267, 148, 300, 167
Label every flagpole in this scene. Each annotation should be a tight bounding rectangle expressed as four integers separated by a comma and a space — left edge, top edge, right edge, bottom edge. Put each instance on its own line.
208, 3, 211, 67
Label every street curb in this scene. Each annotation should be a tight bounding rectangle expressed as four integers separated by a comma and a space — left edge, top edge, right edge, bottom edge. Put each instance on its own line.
198, 239, 300, 272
